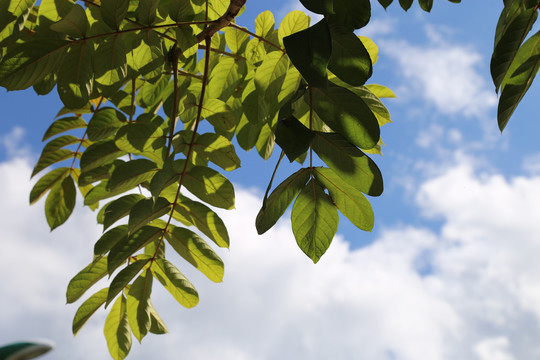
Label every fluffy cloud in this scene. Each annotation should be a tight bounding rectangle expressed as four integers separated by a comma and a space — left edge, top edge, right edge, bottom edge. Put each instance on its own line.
381, 27, 497, 119
3, 137, 540, 360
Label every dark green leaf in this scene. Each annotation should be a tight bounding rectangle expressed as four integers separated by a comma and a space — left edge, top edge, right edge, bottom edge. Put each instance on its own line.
327, 0, 371, 30
94, 225, 128, 260
148, 302, 168, 334
0, 39, 69, 90
57, 42, 93, 109
256, 168, 310, 234
107, 258, 151, 307
299, 0, 334, 14
30, 167, 71, 204
80, 140, 126, 172
283, 19, 332, 88
94, 35, 128, 92
312, 132, 383, 196
150, 259, 198, 308
126, 269, 153, 342
87, 107, 127, 141
107, 159, 158, 193
311, 84, 380, 149
378, 0, 393, 9
291, 179, 338, 263
166, 226, 224, 282
100, 0, 129, 30
66, 257, 108, 304
314, 167, 374, 231
42, 116, 86, 141
99, 194, 146, 231
72, 288, 108, 336
275, 116, 314, 162
32, 149, 74, 178
418, 0, 433, 11
108, 226, 163, 274
128, 197, 171, 235
49, 4, 87, 38
399, 0, 413, 10
328, 25, 372, 86
173, 132, 241, 171
45, 175, 76, 230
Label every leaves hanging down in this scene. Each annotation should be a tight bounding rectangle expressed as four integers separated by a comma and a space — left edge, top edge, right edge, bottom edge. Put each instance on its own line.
283, 18, 332, 88
45, 175, 77, 230
104, 295, 132, 360
73, 288, 108, 336
66, 257, 108, 304
299, 0, 334, 15
57, 42, 94, 109
275, 115, 315, 162
327, 0, 371, 30
151, 259, 199, 308
126, 270, 153, 342
291, 178, 339, 263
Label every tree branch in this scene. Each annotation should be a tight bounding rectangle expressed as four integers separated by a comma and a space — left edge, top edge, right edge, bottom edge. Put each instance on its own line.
196, 0, 247, 42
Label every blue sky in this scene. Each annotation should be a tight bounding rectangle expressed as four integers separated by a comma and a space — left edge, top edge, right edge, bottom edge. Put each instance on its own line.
3, 1, 540, 359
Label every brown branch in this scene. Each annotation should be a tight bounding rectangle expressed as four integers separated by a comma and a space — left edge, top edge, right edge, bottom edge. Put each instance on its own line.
195, 0, 247, 42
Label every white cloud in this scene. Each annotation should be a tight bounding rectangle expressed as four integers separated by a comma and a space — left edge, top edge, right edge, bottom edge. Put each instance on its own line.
382, 26, 497, 118
3, 137, 540, 360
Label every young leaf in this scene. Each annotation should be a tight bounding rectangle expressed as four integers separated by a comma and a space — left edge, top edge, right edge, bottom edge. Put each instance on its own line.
311, 84, 380, 149
312, 132, 383, 196
328, 25, 373, 86
126, 269, 153, 342
291, 179, 339, 263
108, 226, 163, 275
283, 19, 331, 88
165, 226, 224, 282
278, 10, 310, 46
45, 175, 76, 230
183, 166, 235, 210
314, 167, 375, 231
151, 259, 199, 308
66, 257, 108, 304
104, 295, 132, 360
256, 168, 310, 234
255, 10, 275, 38
73, 288, 108, 336
107, 258, 151, 307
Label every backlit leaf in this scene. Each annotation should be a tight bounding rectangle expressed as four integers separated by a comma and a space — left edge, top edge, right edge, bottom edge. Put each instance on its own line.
30, 167, 71, 204
99, 194, 146, 231
150, 259, 198, 308
183, 166, 235, 209
128, 197, 171, 235
42, 116, 86, 141
66, 257, 108, 304
104, 295, 131, 360
45, 175, 76, 230
107, 159, 158, 193
278, 10, 310, 45
57, 42, 93, 109
50, 4, 88, 38
107, 258, 151, 307
87, 107, 127, 141
126, 270, 153, 342
72, 288, 108, 336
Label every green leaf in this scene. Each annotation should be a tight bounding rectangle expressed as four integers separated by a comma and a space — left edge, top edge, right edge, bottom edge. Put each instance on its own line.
299, 0, 334, 14
94, 35, 128, 91
137, 0, 159, 25
150, 259, 199, 308
173, 195, 229, 248
314, 167, 374, 231
311, 84, 380, 149
128, 197, 171, 235
291, 179, 338, 263
207, 57, 242, 101
57, 42, 93, 109
42, 116, 86, 141
491, 3, 537, 91
31, 148, 74, 178
365, 84, 396, 98
399, 0, 413, 11
166, 226, 224, 282
126, 270, 153, 342
327, 0, 371, 30
256, 168, 310, 234
283, 19, 331, 88
114, 118, 166, 165
127, 31, 164, 83
183, 166, 235, 210
278, 10, 310, 45
80, 140, 126, 172
328, 25, 372, 86
418, 0, 433, 11
104, 295, 132, 360
107, 159, 158, 193
312, 132, 383, 196
66, 257, 108, 304
378, 0, 393, 9
87, 107, 127, 141
352, 85, 392, 126
0, 39, 69, 90
148, 302, 168, 334
100, 0, 129, 30
30, 167, 71, 204
108, 226, 163, 274
107, 258, 151, 307
72, 288, 108, 336
173, 132, 241, 171
498, 30, 540, 131
275, 116, 314, 162
49, 4, 88, 38
255, 10, 275, 38
224, 27, 250, 54
45, 175, 76, 230
94, 225, 128, 260
99, 194, 146, 231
